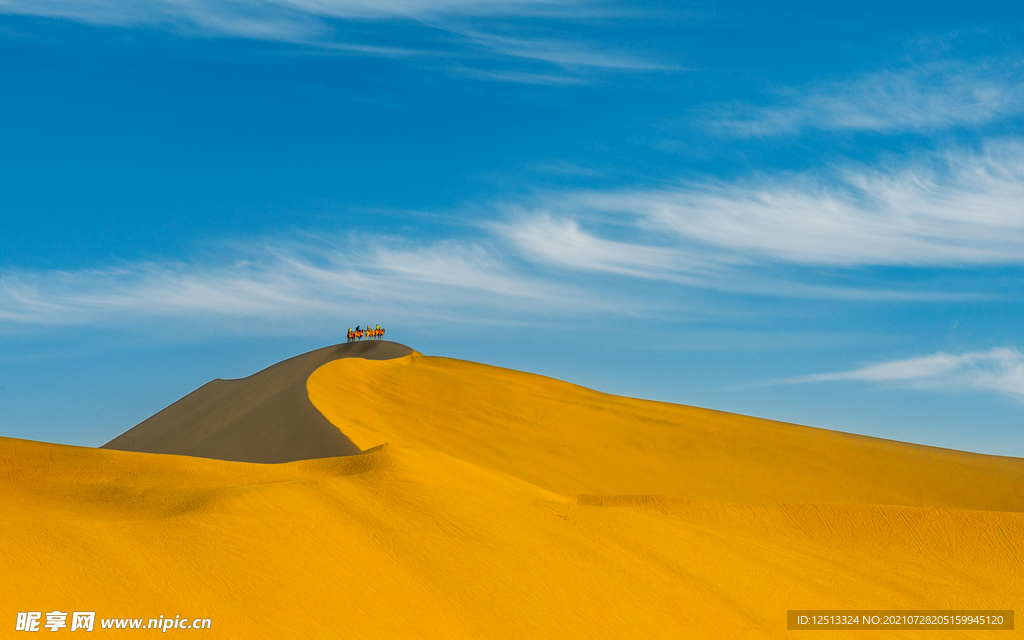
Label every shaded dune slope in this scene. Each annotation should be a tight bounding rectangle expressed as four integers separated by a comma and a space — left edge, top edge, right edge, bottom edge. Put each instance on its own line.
102, 340, 413, 463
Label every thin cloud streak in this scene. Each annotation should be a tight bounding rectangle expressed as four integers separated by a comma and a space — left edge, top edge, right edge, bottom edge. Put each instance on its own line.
459, 30, 677, 71
785, 348, 1024, 402
0, 0, 566, 26
450, 67, 588, 85
498, 214, 715, 280
522, 140, 1024, 269
705, 59, 1024, 137
0, 237, 595, 332
0, 0, 664, 81
498, 211, 982, 300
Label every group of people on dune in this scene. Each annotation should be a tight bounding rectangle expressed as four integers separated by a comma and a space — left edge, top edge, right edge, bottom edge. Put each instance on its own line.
347, 325, 385, 342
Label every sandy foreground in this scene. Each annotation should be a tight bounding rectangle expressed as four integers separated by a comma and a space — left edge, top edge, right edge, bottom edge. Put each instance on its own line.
1, 351, 1021, 638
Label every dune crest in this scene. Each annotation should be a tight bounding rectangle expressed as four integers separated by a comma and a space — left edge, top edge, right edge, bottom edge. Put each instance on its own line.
307, 354, 1024, 511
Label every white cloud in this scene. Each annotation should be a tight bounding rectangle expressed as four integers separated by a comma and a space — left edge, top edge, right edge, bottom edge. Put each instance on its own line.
0, 0, 662, 80
498, 214, 714, 280
0, 237, 593, 332
0, 0, 559, 28
451, 67, 588, 85
459, 30, 677, 71
706, 59, 1024, 137
369, 241, 562, 300
787, 348, 1024, 402
3, 141, 1024, 334
520, 140, 1024, 269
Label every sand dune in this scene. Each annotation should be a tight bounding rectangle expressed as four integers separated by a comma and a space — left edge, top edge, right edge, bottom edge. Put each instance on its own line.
2, 346, 1021, 638
102, 340, 413, 463
307, 354, 1024, 511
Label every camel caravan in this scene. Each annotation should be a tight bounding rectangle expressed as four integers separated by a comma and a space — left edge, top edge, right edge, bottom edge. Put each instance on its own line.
347, 324, 385, 342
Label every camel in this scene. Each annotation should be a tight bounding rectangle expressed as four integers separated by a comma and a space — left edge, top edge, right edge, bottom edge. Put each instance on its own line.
347, 325, 384, 342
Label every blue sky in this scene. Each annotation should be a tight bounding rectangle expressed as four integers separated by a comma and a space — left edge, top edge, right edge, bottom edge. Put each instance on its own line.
2, 0, 1023, 457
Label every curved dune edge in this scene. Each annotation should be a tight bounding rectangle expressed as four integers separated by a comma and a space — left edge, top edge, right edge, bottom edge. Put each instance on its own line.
306, 354, 1024, 511
101, 340, 414, 463
1, 351, 1022, 638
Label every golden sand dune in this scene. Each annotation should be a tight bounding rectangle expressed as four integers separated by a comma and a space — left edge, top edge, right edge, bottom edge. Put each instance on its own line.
2, 348, 1021, 638
308, 354, 1024, 510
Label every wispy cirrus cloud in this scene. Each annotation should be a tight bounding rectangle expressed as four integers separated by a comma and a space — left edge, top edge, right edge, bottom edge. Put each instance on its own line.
784, 348, 1024, 403
498, 214, 715, 280
0, 0, 667, 82
505, 139, 1024, 273
703, 58, 1024, 137
0, 236, 594, 333
0, 0, 565, 30
459, 29, 677, 71
3, 140, 1024, 333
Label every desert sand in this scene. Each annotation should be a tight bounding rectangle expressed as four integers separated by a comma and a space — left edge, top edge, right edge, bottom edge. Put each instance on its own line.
102, 341, 414, 463
1, 344, 1021, 638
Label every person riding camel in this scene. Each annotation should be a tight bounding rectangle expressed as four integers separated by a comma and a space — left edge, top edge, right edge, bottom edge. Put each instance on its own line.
349, 324, 385, 342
